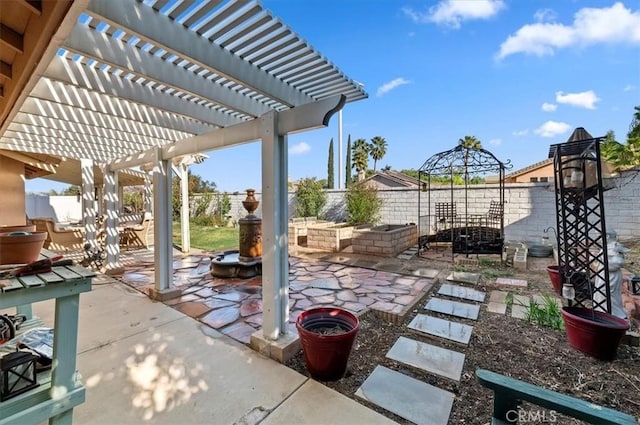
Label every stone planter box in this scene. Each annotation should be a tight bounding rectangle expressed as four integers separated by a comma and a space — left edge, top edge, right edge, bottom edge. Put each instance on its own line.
288, 218, 333, 247
306, 223, 354, 252
352, 224, 418, 257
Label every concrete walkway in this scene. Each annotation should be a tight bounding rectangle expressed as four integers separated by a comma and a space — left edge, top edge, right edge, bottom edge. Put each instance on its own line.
29, 275, 396, 424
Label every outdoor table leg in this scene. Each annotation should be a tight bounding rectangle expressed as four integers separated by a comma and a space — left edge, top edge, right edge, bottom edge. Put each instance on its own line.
49, 293, 81, 425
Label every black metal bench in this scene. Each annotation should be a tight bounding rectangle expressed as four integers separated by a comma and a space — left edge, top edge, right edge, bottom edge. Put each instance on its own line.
476, 369, 636, 424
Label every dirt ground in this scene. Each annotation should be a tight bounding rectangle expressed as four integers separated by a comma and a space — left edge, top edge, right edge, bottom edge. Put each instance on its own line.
286, 239, 640, 424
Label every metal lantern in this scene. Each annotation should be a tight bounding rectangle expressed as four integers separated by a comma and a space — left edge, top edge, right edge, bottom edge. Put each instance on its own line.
1, 351, 39, 401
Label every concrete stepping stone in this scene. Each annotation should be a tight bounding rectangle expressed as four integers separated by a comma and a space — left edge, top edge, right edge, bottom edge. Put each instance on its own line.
511, 304, 529, 319
386, 336, 465, 381
355, 365, 454, 425
532, 295, 563, 308
438, 283, 485, 302
487, 302, 507, 314
411, 268, 439, 278
425, 297, 480, 320
489, 290, 509, 303
446, 271, 481, 285
495, 277, 528, 288
408, 314, 473, 345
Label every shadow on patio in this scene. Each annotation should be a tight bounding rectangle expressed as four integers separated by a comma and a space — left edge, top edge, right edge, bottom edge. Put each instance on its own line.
106, 248, 439, 345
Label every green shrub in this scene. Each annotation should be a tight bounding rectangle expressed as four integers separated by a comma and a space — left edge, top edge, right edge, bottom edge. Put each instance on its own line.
295, 177, 327, 218
345, 182, 382, 225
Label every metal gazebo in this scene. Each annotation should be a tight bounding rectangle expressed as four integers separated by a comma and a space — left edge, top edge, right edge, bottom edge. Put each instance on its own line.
417, 143, 511, 259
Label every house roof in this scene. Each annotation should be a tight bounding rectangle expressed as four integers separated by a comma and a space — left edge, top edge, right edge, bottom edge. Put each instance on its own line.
0, 0, 368, 167
504, 158, 553, 179
363, 170, 423, 187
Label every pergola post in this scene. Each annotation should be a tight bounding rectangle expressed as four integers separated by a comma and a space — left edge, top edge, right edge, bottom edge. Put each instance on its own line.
143, 174, 152, 214
80, 159, 96, 248
179, 163, 190, 253
260, 111, 290, 340
150, 148, 179, 300
104, 168, 123, 275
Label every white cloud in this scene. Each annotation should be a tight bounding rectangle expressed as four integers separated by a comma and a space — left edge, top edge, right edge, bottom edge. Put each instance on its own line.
542, 102, 557, 112
402, 0, 505, 29
624, 84, 636, 91
535, 121, 572, 138
496, 2, 640, 59
289, 142, 310, 155
376, 77, 411, 97
555, 90, 600, 109
512, 129, 529, 136
489, 138, 502, 146
534, 8, 558, 23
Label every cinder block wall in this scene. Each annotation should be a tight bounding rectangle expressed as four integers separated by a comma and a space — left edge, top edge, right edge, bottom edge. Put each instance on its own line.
204, 170, 640, 241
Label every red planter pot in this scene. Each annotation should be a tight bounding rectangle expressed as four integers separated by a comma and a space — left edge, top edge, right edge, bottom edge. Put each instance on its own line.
546, 265, 565, 294
296, 307, 359, 381
561, 307, 629, 361
0, 231, 47, 265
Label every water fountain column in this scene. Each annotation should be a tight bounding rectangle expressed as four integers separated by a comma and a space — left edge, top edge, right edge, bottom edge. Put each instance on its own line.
238, 189, 262, 263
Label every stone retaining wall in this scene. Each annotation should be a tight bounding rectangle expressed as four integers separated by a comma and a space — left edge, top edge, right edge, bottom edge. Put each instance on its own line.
352, 224, 418, 257
306, 223, 355, 252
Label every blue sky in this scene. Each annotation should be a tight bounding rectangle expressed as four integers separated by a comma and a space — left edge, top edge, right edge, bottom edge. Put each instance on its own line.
27, 0, 640, 193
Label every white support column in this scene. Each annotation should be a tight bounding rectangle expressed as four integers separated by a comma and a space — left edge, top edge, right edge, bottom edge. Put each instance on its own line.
118, 185, 125, 213
80, 159, 95, 248
180, 163, 191, 253
150, 148, 179, 300
143, 174, 152, 214
338, 109, 343, 190
261, 111, 289, 340
96, 186, 104, 217
104, 169, 123, 275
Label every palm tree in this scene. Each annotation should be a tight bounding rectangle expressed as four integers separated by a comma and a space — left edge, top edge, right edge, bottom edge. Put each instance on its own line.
369, 136, 388, 172
351, 138, 370, 181
602, 106, 640, 169
458, 135, 482, 150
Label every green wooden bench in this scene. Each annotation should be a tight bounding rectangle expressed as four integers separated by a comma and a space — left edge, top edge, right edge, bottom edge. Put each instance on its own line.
476, 369, 637, 424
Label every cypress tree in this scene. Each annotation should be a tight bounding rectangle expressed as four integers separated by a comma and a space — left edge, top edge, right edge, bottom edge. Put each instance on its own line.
327, 138, 334, 189
345, 134, 352, 188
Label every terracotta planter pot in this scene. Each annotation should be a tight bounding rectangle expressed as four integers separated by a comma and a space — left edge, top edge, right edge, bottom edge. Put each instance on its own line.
561, 307, 629, 361
296, 307, 359, 381
0, 231, 47, 265
0, 225, 36, 233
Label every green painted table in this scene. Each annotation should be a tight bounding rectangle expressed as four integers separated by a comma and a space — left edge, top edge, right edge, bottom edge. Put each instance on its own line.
0, 251, 93, 425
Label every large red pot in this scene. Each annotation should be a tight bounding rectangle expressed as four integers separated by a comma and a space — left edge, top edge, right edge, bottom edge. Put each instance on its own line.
0, 231, 47, 265
296, 307, 359, 381
546, 265, 565, 294
561, 307, 629, 361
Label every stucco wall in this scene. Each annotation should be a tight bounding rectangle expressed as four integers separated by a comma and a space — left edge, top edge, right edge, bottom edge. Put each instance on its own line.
0, 156, 27, 226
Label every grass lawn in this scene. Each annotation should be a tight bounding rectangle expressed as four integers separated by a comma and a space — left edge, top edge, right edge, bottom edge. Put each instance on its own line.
172, 221, 239, 252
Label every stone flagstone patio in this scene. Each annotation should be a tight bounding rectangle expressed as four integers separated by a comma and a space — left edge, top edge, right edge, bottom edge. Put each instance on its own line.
118, 254, 436, 344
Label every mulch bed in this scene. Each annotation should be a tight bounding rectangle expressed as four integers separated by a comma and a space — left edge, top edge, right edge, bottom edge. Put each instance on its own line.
286, 287, 640, 424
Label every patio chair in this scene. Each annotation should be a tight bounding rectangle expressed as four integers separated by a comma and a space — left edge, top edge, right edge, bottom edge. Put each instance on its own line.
120, 216, 154, 250
30, 217, 84, 252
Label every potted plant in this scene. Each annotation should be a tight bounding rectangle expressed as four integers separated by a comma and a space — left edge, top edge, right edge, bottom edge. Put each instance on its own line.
295, 307, 359, 381
561, 306, 629, 361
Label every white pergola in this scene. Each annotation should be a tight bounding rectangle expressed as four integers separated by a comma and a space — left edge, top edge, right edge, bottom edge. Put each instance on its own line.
0, 0, 367, 342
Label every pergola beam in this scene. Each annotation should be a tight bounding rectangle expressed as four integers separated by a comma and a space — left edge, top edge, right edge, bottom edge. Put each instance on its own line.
44, 56, 244, 128
64, 25, 272, 119
31, 78, 214, 136
86, 0, 315, 108
109, 95, 345, 171
12, 112, 175, 150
